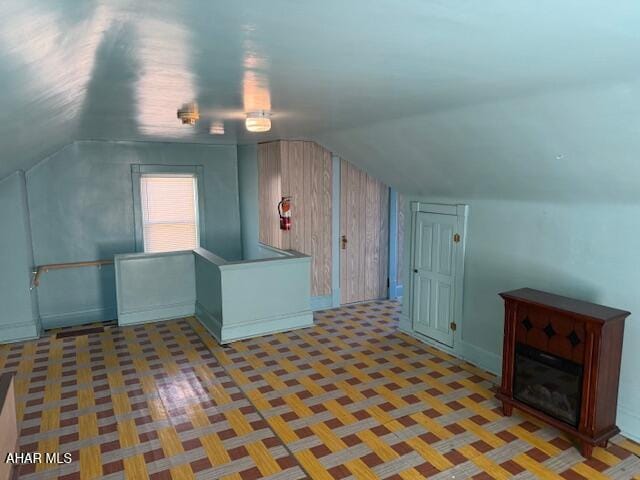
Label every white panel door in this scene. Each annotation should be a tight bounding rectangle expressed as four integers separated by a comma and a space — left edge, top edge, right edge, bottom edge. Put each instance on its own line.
412, 212, 457, 346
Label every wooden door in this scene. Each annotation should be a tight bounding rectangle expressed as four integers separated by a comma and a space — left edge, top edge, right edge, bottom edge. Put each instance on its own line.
340, 160, 389, 304
411, 212, 456, 346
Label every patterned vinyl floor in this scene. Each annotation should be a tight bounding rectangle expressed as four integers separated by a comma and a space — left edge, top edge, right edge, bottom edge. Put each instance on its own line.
1, 301, 639, 479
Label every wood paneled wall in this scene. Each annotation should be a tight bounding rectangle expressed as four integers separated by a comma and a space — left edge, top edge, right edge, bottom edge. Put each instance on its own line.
258, 142, 282, 249
258, 141, 332, 297
340, 160, 389, 304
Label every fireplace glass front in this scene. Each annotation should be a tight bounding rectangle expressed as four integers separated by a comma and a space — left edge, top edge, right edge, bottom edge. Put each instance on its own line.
513, 343, 583, 427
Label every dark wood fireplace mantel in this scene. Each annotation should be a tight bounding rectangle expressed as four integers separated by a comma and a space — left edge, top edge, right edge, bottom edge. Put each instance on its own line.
496, 288, 630, 458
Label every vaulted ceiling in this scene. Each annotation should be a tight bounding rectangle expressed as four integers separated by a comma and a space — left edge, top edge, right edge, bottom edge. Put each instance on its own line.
1, 1, 639, 200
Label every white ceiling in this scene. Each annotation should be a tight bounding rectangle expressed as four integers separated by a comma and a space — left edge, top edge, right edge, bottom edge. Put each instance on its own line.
1, 1, 639, 199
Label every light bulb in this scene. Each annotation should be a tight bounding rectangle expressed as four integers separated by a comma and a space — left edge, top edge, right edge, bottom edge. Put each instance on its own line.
245, 111, 271, 132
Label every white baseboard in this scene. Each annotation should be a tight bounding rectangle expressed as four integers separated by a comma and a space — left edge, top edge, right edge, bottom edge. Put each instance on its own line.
40, 306, 117, 329
618, 403, 640, 443
399, 314, 412, 332
398, 320, 501, 379
195, 301, 313, 344
311, 295, 333, 311
0, 321, 40, 343
220, 311, 313, 343
118, 301, 195, 326
459, 340, 501, 376
195, 301, 222, 342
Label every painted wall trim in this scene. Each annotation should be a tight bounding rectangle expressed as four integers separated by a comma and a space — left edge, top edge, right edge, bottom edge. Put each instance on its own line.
195, 303, 313, 345
459, 341, 501, 376
219, 311, 313, 344
618, 404, 640, 443
331, 154, 341, 307
311, 295, 333, 311
0, 322, 40, 344
221, 256, 309, 270
40, 307, 117, 330
399, 313, 412, 332
17, 169, 42, 334
411, 202, 469, 217
195, 301, 223, 342
399, 324, 500, 376
118, 301, 195, 326
388, 189, 400, 299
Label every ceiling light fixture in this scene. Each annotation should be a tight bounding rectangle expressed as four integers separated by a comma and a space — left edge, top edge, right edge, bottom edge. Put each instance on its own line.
177, 102, 199, 125
210, 121, 225, 135
245, 111, 271, 132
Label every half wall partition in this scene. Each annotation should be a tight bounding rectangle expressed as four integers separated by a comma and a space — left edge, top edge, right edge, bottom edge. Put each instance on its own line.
114, 245, 313, 343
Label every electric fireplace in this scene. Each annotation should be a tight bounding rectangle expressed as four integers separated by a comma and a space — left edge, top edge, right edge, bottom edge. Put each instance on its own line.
513, 343, 582, 427
497, 288, 630, 458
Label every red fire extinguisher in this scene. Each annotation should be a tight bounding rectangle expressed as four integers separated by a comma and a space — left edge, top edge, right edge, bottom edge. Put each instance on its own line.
278, 196, 292, 231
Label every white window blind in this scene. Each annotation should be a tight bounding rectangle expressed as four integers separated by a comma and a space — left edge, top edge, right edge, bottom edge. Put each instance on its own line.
140, 175, 200, 253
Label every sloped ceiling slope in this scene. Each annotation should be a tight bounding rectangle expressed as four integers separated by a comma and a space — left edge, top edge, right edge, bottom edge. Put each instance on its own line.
0, 1, 113, 178
316, 79, 640, 202
1, 0, 639, 200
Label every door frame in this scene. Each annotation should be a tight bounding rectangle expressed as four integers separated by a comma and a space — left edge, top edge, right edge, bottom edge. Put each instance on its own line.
408, 202, 468, 349
388, 189, 402, 300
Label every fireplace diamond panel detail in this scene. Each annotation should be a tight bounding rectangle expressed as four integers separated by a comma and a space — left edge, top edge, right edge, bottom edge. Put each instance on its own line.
567, 330, 581, 347
522, 316, 533, 331
543, 322, 556, 338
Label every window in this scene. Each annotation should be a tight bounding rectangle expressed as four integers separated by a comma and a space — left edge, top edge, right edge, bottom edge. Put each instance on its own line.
140, 174, 200, 253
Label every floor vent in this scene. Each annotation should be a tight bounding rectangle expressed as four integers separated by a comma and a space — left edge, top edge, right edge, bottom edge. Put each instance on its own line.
56, 327, 104, 339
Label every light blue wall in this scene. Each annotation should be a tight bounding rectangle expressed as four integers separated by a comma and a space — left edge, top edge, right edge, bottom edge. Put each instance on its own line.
194, 248, 313, 343
115, 251, 196, 325
221, 258, 311, 325
194, 249, 224, 337
0, 171, 40, 342
26, 140, 241, 328
237, 144, 260, 260
401, 197, 640, 440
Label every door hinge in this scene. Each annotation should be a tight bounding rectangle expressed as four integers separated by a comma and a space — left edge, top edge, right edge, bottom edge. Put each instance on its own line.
387, 277, 390, 289
453, 233, 461, 243
450, 322, 457, 331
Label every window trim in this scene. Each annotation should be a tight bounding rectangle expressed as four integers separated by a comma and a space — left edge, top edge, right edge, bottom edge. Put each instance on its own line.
132, 164, 206, 253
